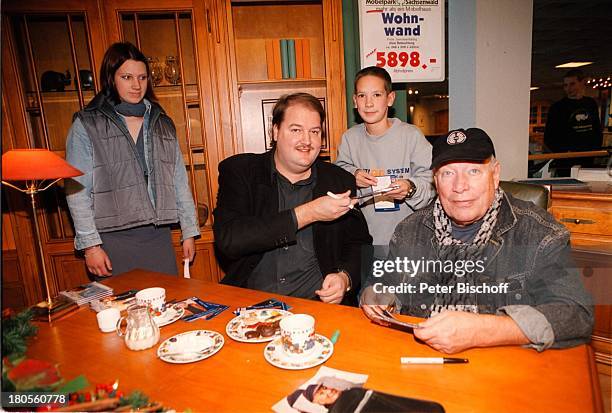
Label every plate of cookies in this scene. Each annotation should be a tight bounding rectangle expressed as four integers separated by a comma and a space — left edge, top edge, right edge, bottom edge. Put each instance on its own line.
225, 309, 292, 343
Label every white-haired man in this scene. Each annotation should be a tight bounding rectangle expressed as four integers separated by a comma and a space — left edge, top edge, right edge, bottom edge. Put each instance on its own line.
361, 128, 593, 353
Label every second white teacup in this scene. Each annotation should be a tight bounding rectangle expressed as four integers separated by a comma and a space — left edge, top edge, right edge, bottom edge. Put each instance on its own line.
135, 287, 166, 312
96, 307, 121, 333
280, 314, 316, 357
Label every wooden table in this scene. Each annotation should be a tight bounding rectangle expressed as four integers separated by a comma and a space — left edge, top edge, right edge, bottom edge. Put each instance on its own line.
28, 270, 604, 412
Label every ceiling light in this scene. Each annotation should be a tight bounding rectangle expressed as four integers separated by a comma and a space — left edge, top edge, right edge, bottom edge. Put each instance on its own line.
530, 86, 539, 91
555, 62, 593, 68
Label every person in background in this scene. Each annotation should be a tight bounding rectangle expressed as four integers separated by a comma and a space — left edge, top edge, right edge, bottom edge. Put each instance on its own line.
335, 66, 435, 263
544, 68, 603, 175
213, 93, 372, 305
65, 42, 200, 277
361, 128, 593, 353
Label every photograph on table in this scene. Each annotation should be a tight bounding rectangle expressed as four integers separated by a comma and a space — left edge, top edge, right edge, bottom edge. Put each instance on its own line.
272, 366, 445, 413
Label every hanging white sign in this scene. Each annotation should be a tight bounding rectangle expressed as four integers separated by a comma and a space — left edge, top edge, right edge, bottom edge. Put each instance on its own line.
358, 0, 445, 83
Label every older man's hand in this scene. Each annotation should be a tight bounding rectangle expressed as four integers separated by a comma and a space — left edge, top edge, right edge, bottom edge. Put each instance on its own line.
414, 311, 530, 354
413, 311, 481, 353
359, 285, 395, 326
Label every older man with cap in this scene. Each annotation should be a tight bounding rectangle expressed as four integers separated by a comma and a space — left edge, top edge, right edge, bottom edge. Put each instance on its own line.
361, 128, 593, 353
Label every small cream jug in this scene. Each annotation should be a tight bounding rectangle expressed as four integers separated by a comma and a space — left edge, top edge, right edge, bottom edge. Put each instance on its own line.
116, 304, 160, 351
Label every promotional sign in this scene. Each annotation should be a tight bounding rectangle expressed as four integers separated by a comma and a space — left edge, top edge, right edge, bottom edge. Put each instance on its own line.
358, 0, 445, 83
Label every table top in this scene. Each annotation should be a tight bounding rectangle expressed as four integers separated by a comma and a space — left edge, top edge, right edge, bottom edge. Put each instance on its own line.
29, 270, 603, 412
550, 181, 612, 198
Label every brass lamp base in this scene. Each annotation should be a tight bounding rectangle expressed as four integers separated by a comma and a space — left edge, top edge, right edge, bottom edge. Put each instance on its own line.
31, 296, 79, 322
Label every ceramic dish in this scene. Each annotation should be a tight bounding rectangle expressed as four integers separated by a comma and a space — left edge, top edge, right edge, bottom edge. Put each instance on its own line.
264, 334, 333, 370
226, 309, 292, 343
157, 330, 224, 364
153, 304, 185, 327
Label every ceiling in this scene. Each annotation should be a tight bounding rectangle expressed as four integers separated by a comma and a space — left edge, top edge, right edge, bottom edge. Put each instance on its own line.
413, 0, 612, 100
531, 0, 612, 98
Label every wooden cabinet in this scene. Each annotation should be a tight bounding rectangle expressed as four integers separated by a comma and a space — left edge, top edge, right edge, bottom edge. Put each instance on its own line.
551, 182, 612, 253
216, 0, 347, 158
2, 0, 108, 307
1, 0, 348, 309
551, 182, 612, 371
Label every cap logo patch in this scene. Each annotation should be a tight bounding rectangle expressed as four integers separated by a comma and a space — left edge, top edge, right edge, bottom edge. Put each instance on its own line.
447, 131, 467, 145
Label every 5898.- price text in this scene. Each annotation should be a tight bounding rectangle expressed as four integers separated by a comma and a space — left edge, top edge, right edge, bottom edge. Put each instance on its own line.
376, 51, 421, 68
2, 392, 67, 407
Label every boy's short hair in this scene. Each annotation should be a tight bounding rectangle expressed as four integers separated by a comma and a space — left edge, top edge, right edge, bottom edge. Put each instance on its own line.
563, 69, 585, 81
354, 66, 392, 93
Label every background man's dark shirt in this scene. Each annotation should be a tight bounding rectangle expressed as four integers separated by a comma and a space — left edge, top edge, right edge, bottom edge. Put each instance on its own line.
544, 96, 602, 153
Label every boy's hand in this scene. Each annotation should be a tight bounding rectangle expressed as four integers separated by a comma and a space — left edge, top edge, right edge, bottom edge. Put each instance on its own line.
355, 169, 378, 188
386, 179, 413, 200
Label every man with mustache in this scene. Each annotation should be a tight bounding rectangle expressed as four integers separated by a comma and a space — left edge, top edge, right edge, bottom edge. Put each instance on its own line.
214, 93, 372, 304
361, 128, 593, 352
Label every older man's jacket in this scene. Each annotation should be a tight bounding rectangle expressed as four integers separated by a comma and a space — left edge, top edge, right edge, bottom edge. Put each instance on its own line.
213, 150, 372, 303
376, 193, 593, 350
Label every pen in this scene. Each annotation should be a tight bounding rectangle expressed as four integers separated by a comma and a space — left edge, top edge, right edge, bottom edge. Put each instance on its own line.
400, 357, 468, 364
330, 329, 340, 344
352, 185, 400, 200
326, 185, 400, 204
205, 305, 229, 320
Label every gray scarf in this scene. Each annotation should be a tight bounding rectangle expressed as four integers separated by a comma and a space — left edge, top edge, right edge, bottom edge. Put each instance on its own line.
430, 187, 504, 315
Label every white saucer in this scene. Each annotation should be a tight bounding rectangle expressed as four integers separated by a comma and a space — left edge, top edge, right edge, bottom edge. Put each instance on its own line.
226, 309, 292, 343
264, 334, 333, 370
157, 330, 224, 364
153, 305, 185, 327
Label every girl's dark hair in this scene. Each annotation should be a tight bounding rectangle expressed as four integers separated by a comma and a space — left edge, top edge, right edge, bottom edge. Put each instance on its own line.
269, 93, 326, 146
100, 42, 157, 104
354, 66, 393, 93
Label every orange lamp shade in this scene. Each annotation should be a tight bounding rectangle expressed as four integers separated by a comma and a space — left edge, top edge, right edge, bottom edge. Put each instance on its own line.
2, 149, 83, 181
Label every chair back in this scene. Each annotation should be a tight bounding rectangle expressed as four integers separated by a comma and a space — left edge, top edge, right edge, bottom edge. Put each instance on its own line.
499, 181, 550, 210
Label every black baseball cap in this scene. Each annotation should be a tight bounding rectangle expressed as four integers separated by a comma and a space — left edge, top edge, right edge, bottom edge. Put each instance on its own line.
430, 128, 496, 170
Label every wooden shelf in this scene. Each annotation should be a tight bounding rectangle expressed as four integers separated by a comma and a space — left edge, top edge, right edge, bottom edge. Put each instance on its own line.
237, 78, 326, 91
154, 84, 199, 101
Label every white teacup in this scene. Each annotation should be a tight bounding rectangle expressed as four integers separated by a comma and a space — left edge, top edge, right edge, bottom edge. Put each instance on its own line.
135, 287, 166, 312
96, 307, 121, 333
280, 314, 316, 357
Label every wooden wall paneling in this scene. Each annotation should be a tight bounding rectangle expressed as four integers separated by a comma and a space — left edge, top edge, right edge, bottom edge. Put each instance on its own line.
208, 0, 242, 169
189, 0, 225, 214
49, 253, 90, 292
322, 0, 347, 161
174, 242, 220, 283
1, 251, 28, 310
102, 0, 196, 44
2, 1, 108, 307
2, 21, 45, 306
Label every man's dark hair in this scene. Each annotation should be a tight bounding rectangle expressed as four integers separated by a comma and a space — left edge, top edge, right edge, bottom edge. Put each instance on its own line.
563, 69, 585, 81
100, 42, 157, 104
269, 93, 325, 146
354, 66, 392, 93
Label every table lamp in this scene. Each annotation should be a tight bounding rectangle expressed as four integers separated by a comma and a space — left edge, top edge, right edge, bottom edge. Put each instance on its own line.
2, 149, 83, 321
